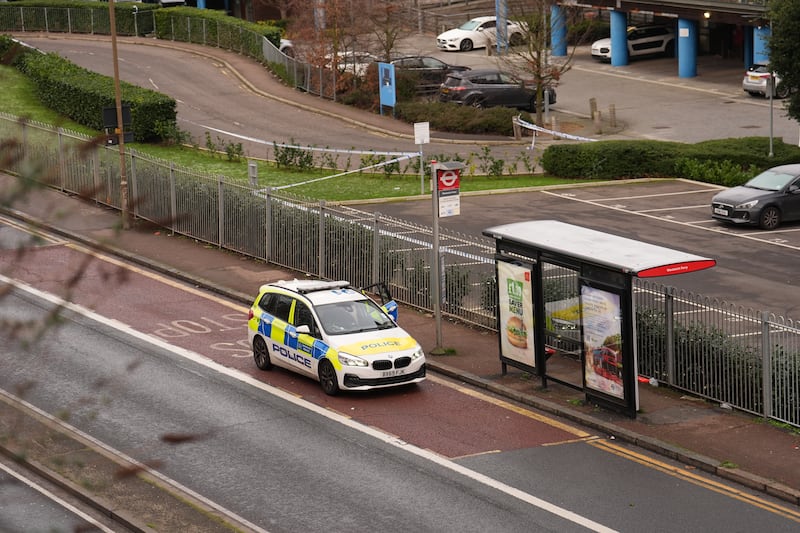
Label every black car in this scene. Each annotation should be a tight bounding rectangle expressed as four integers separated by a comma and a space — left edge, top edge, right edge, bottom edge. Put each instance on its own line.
711, 164, 800, 230
439, 69, 556, 111
391, 56, 470, 93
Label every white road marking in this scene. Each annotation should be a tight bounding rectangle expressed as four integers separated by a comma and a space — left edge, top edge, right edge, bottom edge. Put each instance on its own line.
543, 189, 800, 252
1, 274, 618, 533
0, 462, 116, 533
638, 204, 709, 213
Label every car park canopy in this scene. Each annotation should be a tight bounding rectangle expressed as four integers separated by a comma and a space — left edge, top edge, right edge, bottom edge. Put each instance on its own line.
483, 220, 716, 277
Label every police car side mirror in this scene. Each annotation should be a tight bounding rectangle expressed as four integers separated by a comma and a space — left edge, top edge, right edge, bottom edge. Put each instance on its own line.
296, 325, 310, 334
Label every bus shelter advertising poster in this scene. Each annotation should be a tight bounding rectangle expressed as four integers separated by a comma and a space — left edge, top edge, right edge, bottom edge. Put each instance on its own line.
581, 284, 624, 399
497, 261, 535, 367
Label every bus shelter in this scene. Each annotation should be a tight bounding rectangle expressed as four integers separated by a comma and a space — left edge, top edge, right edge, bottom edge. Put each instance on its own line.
482, 220, 716, 418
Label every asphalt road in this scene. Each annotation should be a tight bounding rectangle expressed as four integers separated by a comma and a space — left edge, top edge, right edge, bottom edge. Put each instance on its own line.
2, 235, 797, 532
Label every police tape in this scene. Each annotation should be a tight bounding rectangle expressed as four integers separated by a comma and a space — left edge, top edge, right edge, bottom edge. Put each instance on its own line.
197, 122, 418, 158
272, 154, 418, 190
514, 116, 598, 143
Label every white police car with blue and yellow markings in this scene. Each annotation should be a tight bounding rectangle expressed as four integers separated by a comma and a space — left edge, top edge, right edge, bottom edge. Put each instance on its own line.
247, 279, 426, 395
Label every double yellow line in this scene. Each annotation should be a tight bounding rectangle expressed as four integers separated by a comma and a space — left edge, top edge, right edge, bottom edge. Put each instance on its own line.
432, 374, 800, 522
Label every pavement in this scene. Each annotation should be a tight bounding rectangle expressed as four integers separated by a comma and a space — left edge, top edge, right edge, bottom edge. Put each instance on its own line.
2, 31, 800, 529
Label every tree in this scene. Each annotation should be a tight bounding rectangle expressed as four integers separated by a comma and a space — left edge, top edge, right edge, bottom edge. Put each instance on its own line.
256, 0, 299, 21
768, 0, 800, 122
501, 1, 598, 126
367, 1, 407, 62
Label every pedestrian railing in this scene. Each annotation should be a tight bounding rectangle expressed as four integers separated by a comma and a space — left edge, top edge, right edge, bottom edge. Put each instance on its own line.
0, 4, 155, 36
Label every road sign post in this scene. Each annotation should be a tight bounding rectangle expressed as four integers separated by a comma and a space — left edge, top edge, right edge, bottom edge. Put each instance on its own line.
430, 161, 464, 353
414, 122, 430, 195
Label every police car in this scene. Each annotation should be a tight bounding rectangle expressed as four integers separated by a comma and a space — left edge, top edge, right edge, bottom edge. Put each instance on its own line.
247, 279, 426, 395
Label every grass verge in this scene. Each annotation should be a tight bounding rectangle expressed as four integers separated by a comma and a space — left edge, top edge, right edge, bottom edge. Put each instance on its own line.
1, 65, 597, 201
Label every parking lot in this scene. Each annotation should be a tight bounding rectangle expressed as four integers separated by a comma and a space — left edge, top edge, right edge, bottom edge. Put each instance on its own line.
542, 179, 800, 247
362, 176, 800, 319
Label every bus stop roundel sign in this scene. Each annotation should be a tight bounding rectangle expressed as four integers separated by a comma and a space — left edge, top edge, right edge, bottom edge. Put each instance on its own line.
438, 169, 460, 190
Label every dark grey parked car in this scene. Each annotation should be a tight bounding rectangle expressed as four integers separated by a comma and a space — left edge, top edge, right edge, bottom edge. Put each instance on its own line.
711, 164, 800, 230
439, 69, 556, 111
391, 56, 470, 93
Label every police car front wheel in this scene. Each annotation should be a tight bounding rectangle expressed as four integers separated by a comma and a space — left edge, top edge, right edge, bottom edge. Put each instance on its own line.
319, 360, 340, 395
253, 337, 272, 370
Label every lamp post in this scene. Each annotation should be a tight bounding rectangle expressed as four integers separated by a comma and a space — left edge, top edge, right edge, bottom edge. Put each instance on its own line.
768, 73, 774, 158
108, 0, 131, 230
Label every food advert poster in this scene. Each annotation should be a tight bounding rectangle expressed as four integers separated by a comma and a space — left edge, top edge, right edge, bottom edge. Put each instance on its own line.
581, 284, 624, 400
497, 261, 535, 367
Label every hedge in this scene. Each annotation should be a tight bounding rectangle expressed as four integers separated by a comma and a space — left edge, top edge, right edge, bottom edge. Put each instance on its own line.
1, 34, 176, 142
541, 137, 800, 183
153, 6, 281, 57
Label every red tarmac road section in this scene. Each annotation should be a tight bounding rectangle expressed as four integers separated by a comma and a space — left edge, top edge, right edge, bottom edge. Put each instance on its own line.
1, 243, 584, 459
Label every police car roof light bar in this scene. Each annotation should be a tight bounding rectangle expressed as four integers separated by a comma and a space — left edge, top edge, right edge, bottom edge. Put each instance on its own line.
275, 279, 352, 294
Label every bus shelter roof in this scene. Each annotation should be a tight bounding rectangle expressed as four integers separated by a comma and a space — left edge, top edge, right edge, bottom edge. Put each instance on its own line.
482, 220, 716, 277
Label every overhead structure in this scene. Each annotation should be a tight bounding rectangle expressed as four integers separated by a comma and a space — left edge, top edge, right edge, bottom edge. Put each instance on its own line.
483, 220, 716, 418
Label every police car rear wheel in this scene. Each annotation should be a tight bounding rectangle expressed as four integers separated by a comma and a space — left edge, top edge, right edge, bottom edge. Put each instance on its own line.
318, 360, 340, 395
253, 337, 272, 370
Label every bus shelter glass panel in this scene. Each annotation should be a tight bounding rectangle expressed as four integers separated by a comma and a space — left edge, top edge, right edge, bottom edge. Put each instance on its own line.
581, 283, 624, 400
497, 259, 536, 370
542, 262, 581, 356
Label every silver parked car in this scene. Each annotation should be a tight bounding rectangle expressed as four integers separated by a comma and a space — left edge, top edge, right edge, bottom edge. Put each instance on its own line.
711, 164, 800, 230
742, 64, 788, 98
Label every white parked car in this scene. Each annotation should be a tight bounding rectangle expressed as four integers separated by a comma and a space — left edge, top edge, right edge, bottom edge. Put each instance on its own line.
324, 50, 377, 76
436, 15, 526, 52
591, 25, 675, 61
279, 39, 295, 58
247, 279, 426, 395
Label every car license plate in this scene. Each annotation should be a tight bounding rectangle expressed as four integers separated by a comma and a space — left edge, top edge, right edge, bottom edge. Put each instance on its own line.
381, 369, 406, 378
749, 75, 761, 81
441, 88, 449, 94
713, 207, 729, 216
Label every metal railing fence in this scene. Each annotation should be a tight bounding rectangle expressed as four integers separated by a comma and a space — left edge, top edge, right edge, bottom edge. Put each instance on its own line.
635, 282, 800, 426
0, 5, 155, 36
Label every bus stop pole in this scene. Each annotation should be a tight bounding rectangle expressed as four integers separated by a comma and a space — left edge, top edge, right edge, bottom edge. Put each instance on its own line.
431, 162, 443, 352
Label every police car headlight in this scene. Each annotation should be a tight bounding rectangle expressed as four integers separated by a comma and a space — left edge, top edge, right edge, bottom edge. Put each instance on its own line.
410, 347, 424, 361
337, 351, 368, 367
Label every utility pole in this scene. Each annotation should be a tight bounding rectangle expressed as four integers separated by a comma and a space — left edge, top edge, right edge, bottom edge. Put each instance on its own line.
108, 0, 131, 230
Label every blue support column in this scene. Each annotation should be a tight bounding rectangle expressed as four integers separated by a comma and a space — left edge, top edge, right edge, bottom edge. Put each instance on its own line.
753, 26, 770, 64
610, 11, 628, 66
744, 26, 753, 69
678, 18, 697, 78
551, 5, 567, 57
197, 0, 206, 8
